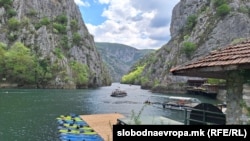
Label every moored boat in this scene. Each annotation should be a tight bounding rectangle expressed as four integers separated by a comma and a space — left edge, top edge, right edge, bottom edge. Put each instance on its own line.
110, 89, 127, 97
162, 96, 201, 111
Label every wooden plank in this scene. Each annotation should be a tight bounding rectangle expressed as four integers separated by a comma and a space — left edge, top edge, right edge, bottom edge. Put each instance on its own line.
80, 113, 125, 141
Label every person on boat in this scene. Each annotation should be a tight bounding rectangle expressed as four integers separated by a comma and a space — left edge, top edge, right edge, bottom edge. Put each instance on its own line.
144, 100, 151, 104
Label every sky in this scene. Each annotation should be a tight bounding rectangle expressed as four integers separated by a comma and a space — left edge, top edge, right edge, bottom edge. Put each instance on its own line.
74, 0, 180, 50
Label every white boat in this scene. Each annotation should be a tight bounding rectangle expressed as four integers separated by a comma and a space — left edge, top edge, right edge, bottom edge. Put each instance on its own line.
161, 96, 201, 111
110, 89, 127, 97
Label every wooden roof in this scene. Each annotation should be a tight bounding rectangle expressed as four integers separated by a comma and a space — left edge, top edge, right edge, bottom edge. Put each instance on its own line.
170, 40, 250, 79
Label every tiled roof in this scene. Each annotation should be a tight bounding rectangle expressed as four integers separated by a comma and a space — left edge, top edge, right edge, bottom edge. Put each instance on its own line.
170, 39, 250, 78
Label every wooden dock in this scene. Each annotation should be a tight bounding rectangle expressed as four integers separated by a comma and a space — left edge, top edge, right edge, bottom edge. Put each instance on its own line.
80, 113, 125, 141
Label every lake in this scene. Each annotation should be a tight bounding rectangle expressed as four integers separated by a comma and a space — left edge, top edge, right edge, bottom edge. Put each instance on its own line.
0, 83, 221, 141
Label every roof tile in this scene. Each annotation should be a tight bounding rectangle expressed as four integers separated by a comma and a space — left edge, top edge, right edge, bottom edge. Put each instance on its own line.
171, 39, 250, 72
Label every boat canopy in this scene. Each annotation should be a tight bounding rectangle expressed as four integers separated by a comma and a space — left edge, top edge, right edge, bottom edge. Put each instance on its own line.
167, 96, 201, 103
150, 95, 201, 103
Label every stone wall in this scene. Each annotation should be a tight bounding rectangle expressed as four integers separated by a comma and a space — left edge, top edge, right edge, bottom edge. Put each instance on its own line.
242, 83, 250, 124
217, 83, 250, 124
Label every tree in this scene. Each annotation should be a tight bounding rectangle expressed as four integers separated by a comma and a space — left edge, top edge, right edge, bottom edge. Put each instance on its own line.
217, 4, 231, 17
72, 33, 81, 45
0, 42, 7, 79
5, 42, 36, 83
185, 15, 197, 32
182, 42, 197, 58
121, 65, 145, 84
7, 17, 20, 30
0, 0, 13, 7
70, 61, 89, 87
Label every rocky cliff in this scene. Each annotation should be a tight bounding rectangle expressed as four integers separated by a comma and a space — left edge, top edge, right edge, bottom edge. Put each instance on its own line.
123, 0, 250, 92
0, 0, 111, 88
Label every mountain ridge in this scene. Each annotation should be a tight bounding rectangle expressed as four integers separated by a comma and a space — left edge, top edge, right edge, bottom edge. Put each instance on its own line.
95, 42, 154, 82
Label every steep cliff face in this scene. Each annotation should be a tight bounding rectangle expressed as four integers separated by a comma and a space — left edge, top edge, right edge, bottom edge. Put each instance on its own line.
0, 0, 111, 88
126, 0, 250, 92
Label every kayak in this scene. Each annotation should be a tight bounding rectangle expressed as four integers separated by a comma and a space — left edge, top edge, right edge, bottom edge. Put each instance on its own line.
59, 129, 97, 135
60, 136, 104, 141
58, 125, 93, 131
57, 119, 88, 126
61, 123, 90, 129
57, 116, 83, 121
59, 113, 80, 118
56, 113, 104, 141
60, 133, 104, 141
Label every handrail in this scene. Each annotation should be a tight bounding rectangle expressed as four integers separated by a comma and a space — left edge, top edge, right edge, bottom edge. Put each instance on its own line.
183, 107, 226, 125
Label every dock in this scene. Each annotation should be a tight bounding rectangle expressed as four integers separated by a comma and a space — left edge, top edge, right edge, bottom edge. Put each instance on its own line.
117, 116, 184, 125
80, 113, 184, 141
80, 113, 125, 141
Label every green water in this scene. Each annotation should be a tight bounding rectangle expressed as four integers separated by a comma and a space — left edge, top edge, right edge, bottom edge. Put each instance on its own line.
0, 83, 221, 141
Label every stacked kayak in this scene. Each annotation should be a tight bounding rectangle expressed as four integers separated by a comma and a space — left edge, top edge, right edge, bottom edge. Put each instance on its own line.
56, 113, 104, 141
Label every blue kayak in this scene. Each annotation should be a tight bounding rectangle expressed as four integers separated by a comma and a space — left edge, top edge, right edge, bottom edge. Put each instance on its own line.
60, 133, 104, 141
57, 113, 104, 141
58, 125, 93, 131
58, 128, 97, 134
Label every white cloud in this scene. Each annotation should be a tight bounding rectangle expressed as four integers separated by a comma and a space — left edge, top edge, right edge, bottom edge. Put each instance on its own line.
74, 0, 90, 7
98, 0, 111, 4
86, 0, 180, 49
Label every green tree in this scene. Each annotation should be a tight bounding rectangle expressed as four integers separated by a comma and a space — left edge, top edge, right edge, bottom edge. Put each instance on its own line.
0, 42, 7, 79
54, 47, 64, 59
185, 15, 197, 32
181, 42, 197, 58
217, 4, 231, 17
0, 0, 13, 7
121, 65, 145, 84
34, 57, 53, 88
7, 17, 20, 30
7, 8, 16, 17
213, 0, 227, 7
5, 42, 36, 83
40, 17, 50, 26
53, 23, 67, 34
72, 33, 81, 45
55, 14, 68, 25
70, 19, 79, 31
70, 61, 89, 86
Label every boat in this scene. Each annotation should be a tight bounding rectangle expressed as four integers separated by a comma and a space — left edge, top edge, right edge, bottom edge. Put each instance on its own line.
59, 128, 97, 135
110, 89, 127, 97
58, 125, 93, 131
161, 96, 201, 111
57, 119, 88, 126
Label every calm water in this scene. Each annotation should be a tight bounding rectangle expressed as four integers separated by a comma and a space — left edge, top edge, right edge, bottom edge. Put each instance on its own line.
0, 83, 221, 141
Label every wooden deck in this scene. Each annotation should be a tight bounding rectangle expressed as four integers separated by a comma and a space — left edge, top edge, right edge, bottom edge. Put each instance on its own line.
80, 113, 125, 141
